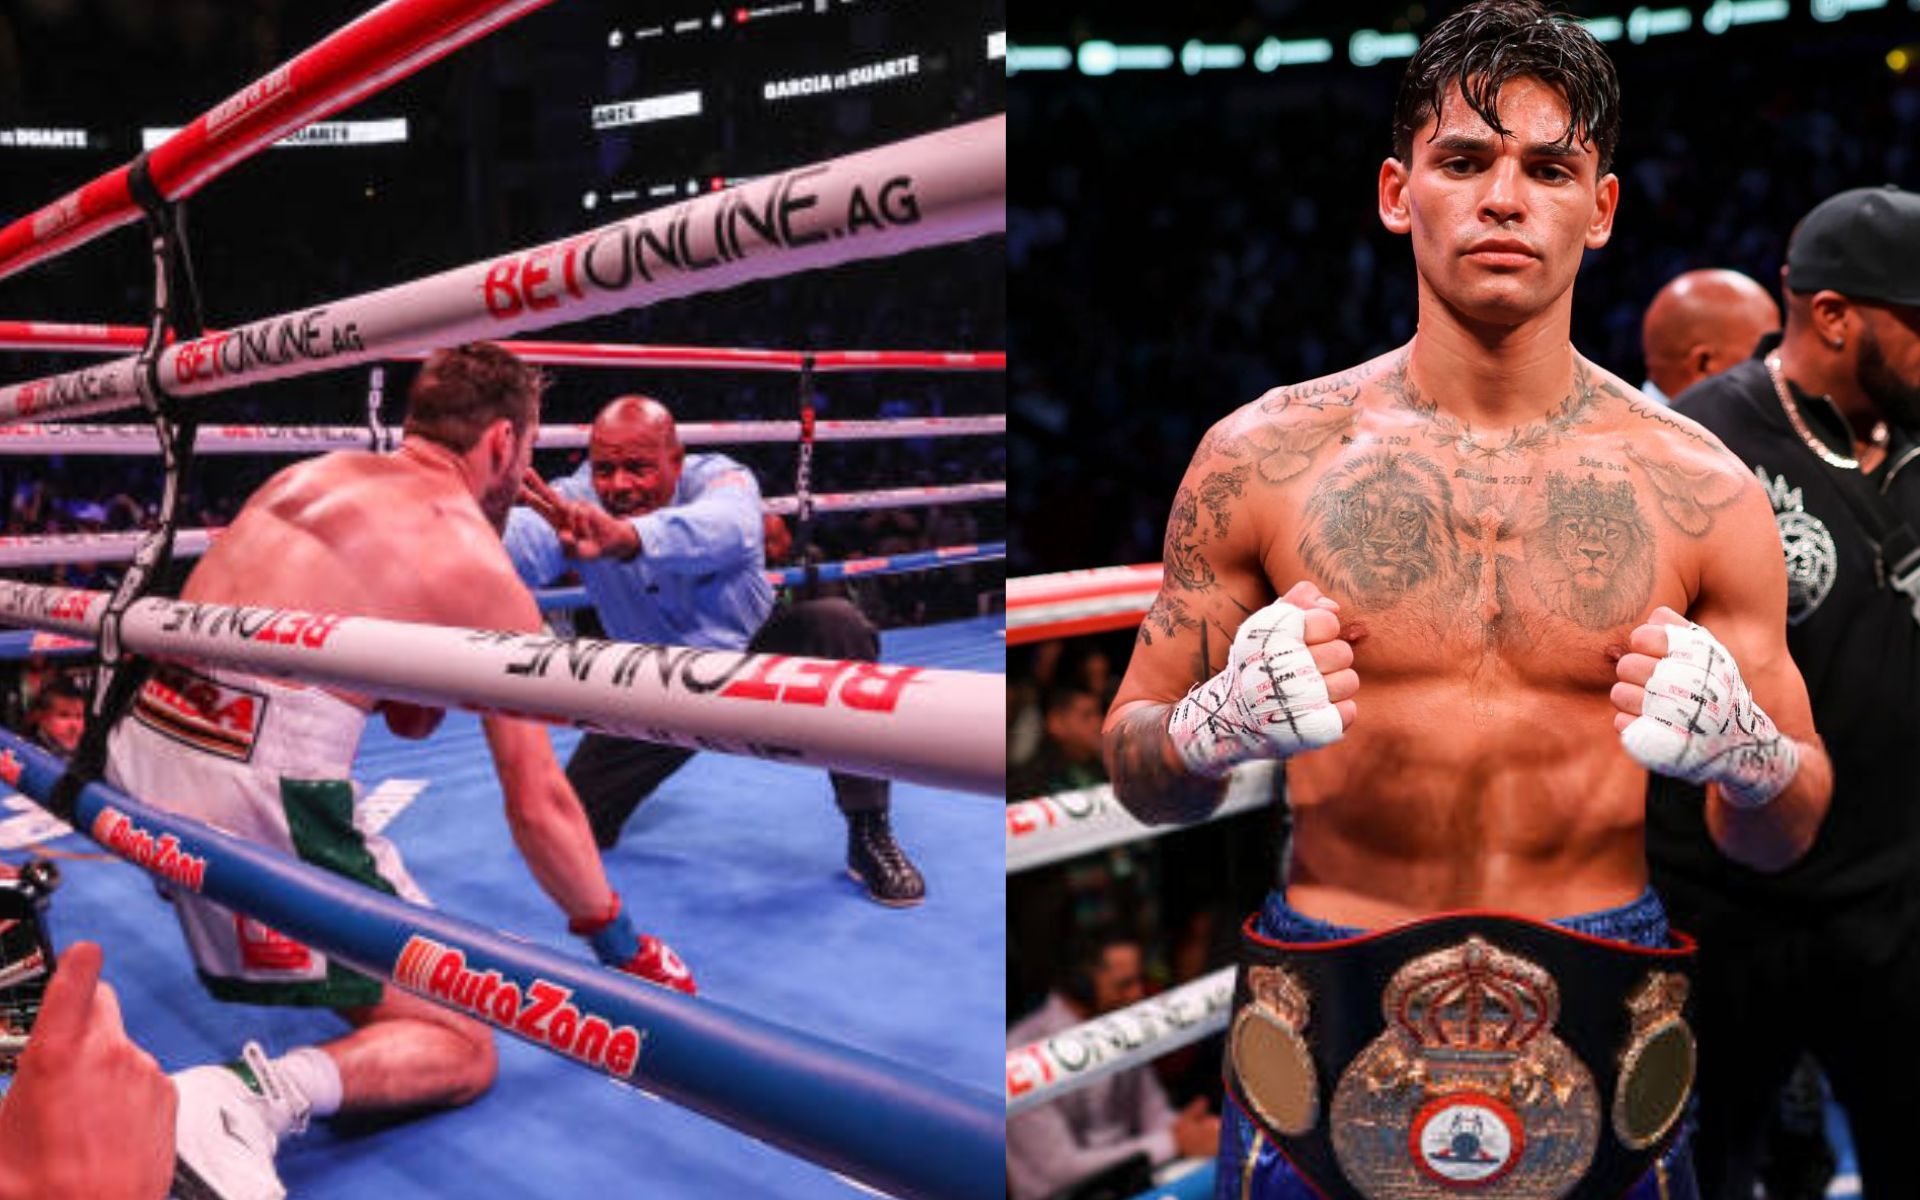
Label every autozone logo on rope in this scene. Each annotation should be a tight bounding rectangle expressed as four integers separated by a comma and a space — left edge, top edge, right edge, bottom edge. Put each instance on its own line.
92, 806, 208, 892
481, 164, 922, 319
171, 307, 365, 386
155, 600, 347, 650
474, 632, 923, 713
394, 936, 645, 1078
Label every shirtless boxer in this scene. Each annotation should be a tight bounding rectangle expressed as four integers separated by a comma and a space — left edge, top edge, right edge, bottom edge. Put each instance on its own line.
105, 343, 693, 1200
1103, 3, 1832, 1196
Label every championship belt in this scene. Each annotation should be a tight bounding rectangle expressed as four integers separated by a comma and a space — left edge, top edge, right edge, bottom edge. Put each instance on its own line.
1225, 912, 1696, 1200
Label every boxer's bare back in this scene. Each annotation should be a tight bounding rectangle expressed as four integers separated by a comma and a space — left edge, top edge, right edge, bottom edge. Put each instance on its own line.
183, 442, 530, 730
1110, 344, 1818, 927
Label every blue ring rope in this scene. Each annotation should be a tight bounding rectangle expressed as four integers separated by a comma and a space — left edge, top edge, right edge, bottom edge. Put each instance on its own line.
0, 728, 1000, 1200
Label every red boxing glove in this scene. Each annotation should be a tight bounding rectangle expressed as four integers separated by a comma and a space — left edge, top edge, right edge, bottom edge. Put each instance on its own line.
570, 895, 697, 996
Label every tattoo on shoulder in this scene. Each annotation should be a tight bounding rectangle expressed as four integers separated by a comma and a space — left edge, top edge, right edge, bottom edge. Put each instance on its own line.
1615, 380, 1716, 452
1623, 443, 1745, 537
1256, 367, 1369, 416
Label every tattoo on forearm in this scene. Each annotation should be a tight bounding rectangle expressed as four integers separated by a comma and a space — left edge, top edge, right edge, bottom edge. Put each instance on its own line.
1106, 704, 1227, 825
1522, 472, 1655, 629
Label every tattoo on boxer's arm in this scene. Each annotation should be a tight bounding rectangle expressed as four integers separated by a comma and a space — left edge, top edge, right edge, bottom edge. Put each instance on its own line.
1198, 465, 1251, 536
1299, 451, 1457, 608
1164, 485, 1214, 592
1140, 589, 1198, 645
1106, 704, 1227, 824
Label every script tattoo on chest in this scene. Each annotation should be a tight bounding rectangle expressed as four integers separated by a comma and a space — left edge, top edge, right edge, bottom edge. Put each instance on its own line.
1523, 471, 1656, 628
1299, 451, 1459, 606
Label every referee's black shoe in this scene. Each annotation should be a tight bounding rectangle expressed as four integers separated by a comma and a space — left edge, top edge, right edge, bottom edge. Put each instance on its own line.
846, 810, 925, 907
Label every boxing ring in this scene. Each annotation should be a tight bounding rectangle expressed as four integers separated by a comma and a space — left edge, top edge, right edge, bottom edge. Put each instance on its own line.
1004, 563, 1234, 1198
0, 2, 1005, 1196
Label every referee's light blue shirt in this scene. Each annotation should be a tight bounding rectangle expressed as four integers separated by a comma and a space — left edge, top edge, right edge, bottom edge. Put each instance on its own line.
503, 452, 774, 650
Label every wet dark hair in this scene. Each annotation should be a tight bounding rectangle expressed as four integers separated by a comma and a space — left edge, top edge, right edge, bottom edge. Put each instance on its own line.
31, 675, 86, 711
403, 342, 547, 453
1392, 0, 1621, 174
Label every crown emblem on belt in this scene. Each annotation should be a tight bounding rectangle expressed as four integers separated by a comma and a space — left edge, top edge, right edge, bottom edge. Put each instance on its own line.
1330, 936, 1601, 1198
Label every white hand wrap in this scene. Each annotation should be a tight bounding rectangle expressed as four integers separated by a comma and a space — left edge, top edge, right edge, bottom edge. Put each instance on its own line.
1620, 623, 1798, 809
1167, 598, 1344, 777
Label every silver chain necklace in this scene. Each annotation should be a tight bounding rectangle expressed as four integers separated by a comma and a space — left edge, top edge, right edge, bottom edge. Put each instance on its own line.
1765, 354, 1860, 471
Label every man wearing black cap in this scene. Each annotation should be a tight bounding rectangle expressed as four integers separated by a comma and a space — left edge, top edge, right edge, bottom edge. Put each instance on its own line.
1648, 184, 1920, 1198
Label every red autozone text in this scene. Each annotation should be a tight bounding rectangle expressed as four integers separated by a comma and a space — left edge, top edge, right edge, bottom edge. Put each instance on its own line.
394, 936, 644, 1078
92, 806, 208, 891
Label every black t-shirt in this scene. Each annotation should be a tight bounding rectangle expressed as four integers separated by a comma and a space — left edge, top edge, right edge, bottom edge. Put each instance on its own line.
1646, 350, 1920, 920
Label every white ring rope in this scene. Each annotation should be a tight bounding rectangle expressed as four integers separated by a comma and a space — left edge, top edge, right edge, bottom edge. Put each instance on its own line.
0, 416, 1007, 456
1006, 762, 1278, 875
1006, 968, 1235, 1115
1007, 561, 1259, 1123
0, 115, 1005, 424
0, 581, 1003, 795
762, 481, 1004, 516
0, 529, 219, 570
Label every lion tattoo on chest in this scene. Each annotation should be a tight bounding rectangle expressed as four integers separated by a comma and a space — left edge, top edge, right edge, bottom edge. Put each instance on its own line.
1299, 451, 1458, 605
1524, 472, 1654, 629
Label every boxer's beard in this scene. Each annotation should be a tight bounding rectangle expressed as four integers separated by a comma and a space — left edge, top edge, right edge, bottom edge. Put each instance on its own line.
1859, 327, 1920, 431
479, 468, 518, 532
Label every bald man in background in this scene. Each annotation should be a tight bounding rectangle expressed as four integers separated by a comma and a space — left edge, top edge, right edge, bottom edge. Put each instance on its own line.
1641, 268, 1782, 404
